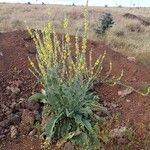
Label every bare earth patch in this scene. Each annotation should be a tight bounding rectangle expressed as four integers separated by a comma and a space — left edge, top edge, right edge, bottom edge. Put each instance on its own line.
0, 30, 150, 149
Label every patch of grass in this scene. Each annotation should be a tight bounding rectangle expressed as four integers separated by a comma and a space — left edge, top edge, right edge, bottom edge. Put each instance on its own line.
11, 19, 24, 30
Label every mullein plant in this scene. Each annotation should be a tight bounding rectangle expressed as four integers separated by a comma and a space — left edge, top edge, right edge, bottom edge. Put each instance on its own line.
27, 2, 132, 149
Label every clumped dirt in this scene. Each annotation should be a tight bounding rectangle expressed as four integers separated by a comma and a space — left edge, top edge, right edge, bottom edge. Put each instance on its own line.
123, 13, 150, 26
0, 30, 150, 149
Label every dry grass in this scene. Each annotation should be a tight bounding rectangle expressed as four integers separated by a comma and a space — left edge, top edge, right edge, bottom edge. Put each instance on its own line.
0, 3, 150, 64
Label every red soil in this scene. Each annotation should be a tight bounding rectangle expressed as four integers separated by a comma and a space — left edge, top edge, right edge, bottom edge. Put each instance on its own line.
0, 30, 150, 149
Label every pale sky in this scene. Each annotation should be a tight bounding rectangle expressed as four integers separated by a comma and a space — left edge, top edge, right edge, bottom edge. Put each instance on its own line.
0, 0, 150, 7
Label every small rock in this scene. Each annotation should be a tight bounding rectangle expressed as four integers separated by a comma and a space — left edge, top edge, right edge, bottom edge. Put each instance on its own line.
118, 88, 133, 97
8, 80, 22, 87
0, 135, 5, 140
8, 114, 21, 125
28, 48, 37, 54
0, 119, 10, 128
3, 129, 9, 134
63, 142, 75, 150
1, 104, 12, 115
1, 104, 8, 112
6, 86, 20, 94
126, 99, 131, 103
127, 57, 136, 62
21, 109, 35, 126
0, 127, 3, 134
0, 51, 3, 56
29, 128, 37, 136
33, 110, 41, 121
25, 43, 37, 54
5, 109, 12, 116
27, 101, 40, 111
23, 36, 33, 41
10, 102, 17, 110
20, 109, 35, 134
110, 127, 127, 138
10, 126, 18, 139
111, 103, 118, 108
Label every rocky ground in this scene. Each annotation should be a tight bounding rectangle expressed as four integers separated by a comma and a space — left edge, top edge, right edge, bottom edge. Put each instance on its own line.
0, 30, 150, 149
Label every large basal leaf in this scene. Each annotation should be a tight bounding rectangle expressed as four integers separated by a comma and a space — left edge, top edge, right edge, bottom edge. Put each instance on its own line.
81, 118, 94, 134
29, 93, 47, 103
45, 113, 63, 140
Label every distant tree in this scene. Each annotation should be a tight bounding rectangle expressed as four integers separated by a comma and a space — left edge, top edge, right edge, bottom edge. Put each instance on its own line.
105, 5, 108, 8
27, 2, 31, 5
72, 3, 76, 6
118, 5, 122, 8
95, 13, 114, 35
42, 2, 45, 5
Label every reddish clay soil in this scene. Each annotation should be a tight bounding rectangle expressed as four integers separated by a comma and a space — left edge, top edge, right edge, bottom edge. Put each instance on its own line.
0, 30, 150, 149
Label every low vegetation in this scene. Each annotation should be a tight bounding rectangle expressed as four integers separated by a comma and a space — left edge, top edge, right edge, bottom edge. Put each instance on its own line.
27, 4, 124, 149
95, 13, 114, 35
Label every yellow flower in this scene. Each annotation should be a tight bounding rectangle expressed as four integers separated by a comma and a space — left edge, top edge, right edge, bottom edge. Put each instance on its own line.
63, 18, 69, 29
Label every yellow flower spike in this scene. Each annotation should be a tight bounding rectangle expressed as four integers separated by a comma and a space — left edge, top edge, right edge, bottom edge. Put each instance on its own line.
65, 33, 70, 44
117, 70, 124, 81
63, 18, 69, 29
47, 8, 51, 16
95, 59, 100, 66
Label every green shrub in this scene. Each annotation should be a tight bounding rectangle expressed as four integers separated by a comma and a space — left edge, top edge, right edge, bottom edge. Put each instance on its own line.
95, 13, 114, 35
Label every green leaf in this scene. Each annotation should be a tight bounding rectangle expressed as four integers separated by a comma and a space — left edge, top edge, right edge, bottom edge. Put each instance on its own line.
74, 114, 82, 125
45, 113, 63, 140
72, 132, 89, 146
29, 93, 47, 103
81, 119, 94, 133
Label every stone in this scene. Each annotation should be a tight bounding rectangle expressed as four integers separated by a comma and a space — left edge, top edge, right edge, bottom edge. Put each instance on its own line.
0, 51, 3, 56
0, 127, 3, 134
25, 43, 37, 54
10, 126, 18, 139
0, 135, 5, 140
63, 142, 75, 150
111, 103, 118, 108
5, 109, 12, 116
110, 127, 127, 138
20, 109, 35, 134
118, 88, 133, 97
21, 109, 35, 125
27, 101, 40, 111
0, 119, 10, 128
10, 102, 17, 110
6, 86, 20, 94
20, 98, 27, 106
126, 99, 131, 103
127, 57, 136, 62
29, 128, 37, 136
28, 48, 37, 54
23, 36, 33, 41
8, 114, 21, 125
33, 110, 41, 121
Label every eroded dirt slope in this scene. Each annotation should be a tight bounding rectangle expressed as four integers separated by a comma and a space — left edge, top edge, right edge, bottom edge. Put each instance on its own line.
0, 30, 150, 149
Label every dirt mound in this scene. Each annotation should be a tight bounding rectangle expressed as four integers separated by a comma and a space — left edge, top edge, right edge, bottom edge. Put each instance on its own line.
123, 13, 150, 26
0, 30, 150, 149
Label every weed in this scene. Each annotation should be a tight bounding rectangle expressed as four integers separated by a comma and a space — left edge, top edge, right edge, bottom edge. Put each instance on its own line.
28, 2, 114, 149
